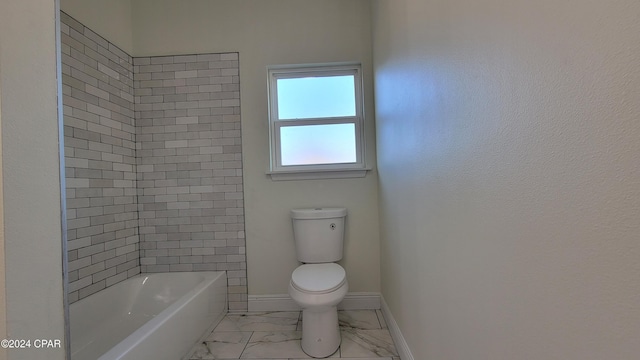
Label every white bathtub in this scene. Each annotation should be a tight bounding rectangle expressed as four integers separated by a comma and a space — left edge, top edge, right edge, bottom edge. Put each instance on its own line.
70, 271, 227, 360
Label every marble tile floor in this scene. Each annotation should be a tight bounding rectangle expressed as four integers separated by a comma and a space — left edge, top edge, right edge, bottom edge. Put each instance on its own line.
186, 310, 400, 360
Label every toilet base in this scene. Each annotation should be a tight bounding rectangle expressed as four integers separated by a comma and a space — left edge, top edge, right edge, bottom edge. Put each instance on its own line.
301, 306, 340, 358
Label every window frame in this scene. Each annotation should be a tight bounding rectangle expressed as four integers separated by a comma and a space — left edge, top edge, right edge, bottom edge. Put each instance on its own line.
267, 63, 368, 180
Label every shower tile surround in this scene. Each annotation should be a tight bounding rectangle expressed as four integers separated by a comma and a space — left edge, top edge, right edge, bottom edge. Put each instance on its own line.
61, 12, 247, 310
62, 12, 139, 303
134, 53, 245, 310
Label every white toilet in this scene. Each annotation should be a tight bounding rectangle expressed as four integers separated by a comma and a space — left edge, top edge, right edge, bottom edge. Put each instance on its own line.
288, 207, 348, 358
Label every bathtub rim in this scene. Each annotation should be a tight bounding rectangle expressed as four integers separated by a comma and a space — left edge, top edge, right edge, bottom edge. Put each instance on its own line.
99, 271, 226, 360
69, 271, 227, 360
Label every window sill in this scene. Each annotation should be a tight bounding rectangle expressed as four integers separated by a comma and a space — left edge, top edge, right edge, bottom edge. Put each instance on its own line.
267, 168, 371, 181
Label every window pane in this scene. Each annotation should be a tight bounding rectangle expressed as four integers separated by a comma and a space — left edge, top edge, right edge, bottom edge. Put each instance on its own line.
277, 75, 356, 119
280, 124, 356, 166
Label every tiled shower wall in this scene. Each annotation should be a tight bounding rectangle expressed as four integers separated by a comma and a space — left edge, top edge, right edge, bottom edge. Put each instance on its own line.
134, 54, 247, 311
61, 12, 140, 303
62, 13, 247, 310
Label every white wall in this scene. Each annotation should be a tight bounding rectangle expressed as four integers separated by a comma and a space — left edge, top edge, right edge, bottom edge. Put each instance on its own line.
60, 0, 133, 54
373, 0, 640, 359
0, 55, 6, 360
131, 0, 380, 295
0, 0, 67, 359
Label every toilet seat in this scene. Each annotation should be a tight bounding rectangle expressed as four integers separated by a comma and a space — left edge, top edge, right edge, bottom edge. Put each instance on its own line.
291, 263, 346, 294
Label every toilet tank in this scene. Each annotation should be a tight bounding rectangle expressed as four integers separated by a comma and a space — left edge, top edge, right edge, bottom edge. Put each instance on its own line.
291, 208, 347, 263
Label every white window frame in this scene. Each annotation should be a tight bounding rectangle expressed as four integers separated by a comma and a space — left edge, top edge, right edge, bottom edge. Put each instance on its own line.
267, 63, 368, 181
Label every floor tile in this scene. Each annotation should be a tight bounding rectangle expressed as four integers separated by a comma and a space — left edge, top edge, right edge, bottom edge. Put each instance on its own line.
240, 331, 310, 359
290, 358, 391, 360
214, 312, 300, 332
184, 310, 400, 360
375, 309, 388, 329
339, 310, 382, 330
340, 328, 398, 358
291, 358, 393, 360
189, 331, 252, 359
321, 358, 393, 360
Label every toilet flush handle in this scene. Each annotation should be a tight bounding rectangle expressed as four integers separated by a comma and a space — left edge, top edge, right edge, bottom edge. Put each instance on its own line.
330, 223, 336, 230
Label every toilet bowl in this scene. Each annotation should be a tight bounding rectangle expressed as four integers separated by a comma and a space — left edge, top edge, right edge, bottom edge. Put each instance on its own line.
289, 263, 348, 358
288, 207, 348, 358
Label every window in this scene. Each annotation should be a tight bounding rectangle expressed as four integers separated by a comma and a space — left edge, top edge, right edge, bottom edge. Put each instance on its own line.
267, 63, 367, 180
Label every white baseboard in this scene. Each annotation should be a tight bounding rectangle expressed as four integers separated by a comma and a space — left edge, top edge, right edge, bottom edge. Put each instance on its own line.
381, 295, 414, 360
339, 292, 381, 310
247, 292, 381, 312
247, 294, 297, 312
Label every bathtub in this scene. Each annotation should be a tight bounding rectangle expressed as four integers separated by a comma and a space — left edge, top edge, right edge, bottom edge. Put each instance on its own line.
70, 271, 227, 360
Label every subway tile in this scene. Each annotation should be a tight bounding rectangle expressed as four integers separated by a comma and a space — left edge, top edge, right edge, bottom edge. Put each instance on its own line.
220, 53, 238, 61
105, 271, 128, 287
185, 61, 210, 71
169, 264, 193, 272
152, 71, 175, 80
175, 70, 198, 79
150, 56, 175, 65
139, 64, 163, 73
78, 261, 105, 278
186, 77, 211, 86
133, 57, 150, 65
196, 54, 220, 62
69, 27, 97, 51
163, 78, 187, 87
63, 22, 244, 307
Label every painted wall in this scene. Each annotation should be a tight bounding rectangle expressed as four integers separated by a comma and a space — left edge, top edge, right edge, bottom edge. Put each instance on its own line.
131, 0, 380, 295
0, 0, 67, 359
373, 0, 640, 359
60, 0, 133, 54
0, 55, 6, 360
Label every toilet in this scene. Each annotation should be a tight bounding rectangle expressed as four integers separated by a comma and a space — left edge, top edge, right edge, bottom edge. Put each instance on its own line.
288, 207, 348, 358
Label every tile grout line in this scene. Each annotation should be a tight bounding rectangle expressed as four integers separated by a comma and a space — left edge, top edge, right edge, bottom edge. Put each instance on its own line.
375, 310, 384, 329
237, 329, 253, 359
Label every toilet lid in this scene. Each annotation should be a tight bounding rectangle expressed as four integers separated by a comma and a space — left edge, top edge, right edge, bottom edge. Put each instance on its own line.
291, 263, 346, 294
